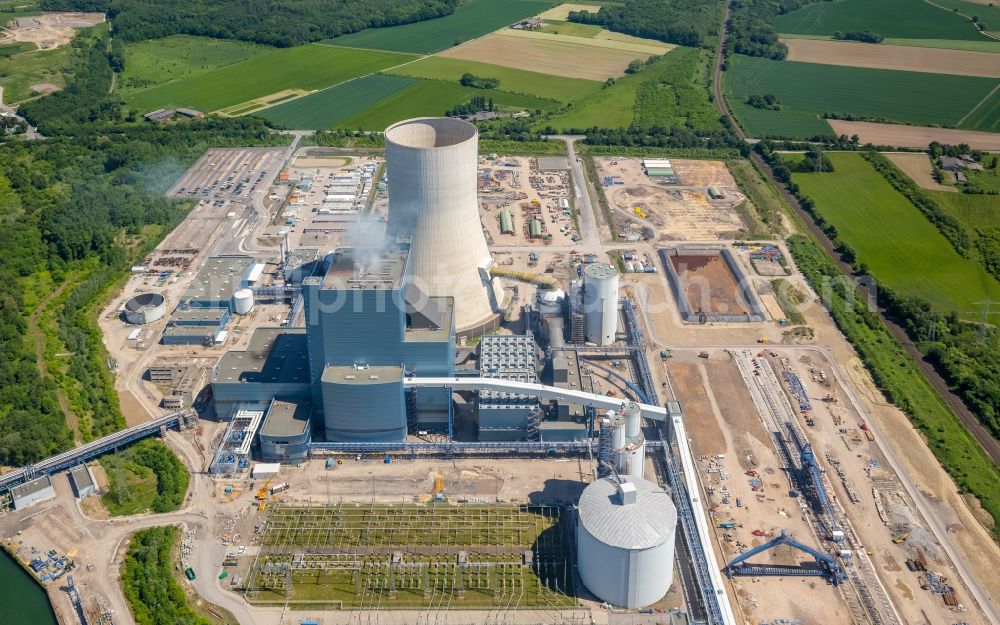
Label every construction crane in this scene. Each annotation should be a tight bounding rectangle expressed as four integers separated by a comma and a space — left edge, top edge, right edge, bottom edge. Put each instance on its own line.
723, 529, 846, 585
256, 476, 274, 510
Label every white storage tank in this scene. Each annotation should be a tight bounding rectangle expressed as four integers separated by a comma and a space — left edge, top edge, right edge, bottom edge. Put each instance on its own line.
123, 292, 166, 324
625, 261, 635, 273
583, 262, 619, 346
232, 288, 254, 315
536, 288, 565, 315
577, 477, 677, 608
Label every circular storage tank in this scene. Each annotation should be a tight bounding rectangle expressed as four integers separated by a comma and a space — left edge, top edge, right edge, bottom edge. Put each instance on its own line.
232, 288, 254, 315
577, 477, 676, 608
583, 263, 620, 345
123, 292, 166, 324
536, 288, 565, 315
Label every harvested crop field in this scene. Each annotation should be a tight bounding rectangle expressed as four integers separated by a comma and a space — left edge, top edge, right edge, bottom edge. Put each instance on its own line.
669, 254, 753, 316
827, 120, 1000, 150
440, 31, 646, 80
783, 38, 1000, 78
884, 152, 956, 192
500, 28, 671, 55
538, 2, 603, 20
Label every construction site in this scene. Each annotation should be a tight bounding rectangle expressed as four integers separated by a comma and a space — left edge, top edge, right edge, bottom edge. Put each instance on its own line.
0, 117, 997, 625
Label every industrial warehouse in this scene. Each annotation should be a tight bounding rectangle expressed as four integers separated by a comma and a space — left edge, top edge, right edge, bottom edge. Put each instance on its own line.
0, 115, 993, 625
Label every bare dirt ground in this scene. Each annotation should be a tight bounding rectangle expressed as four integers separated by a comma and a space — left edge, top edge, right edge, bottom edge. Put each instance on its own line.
670, 254, 752, 315
28, 82, 59, 95
828, 120, 1000, 150
480, 156, 579, 248
667, 362, 725, 456
783, 38, 1000, 77
596, 158, 747, 239
884, 152, 956, 192
440, 32, 640, 80
1, 12, 104, 50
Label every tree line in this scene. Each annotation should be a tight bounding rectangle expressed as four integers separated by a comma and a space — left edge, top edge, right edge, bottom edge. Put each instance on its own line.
0, 31, 286, 465
121, 527, 209, 625
40, 0, 457, 47
726, 0, 824, 60
568, 0, 724, 48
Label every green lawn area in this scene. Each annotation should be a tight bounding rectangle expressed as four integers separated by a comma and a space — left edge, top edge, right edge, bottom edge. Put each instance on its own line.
120, 35, 266, 90
724, 55, 1000, 138
775, 0, 990, 41
98, 438, 189, 516
0, 44, 70, 104
122, 44, 415, 112
323, 0, 556, 53
385, 56, 602, 102
790, 152, 1000, 316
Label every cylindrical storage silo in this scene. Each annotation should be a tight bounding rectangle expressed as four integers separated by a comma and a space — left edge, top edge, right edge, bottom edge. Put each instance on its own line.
384, 118, 502, 332
583, 263, 619, 345
622, 437, 645, 480
124, 293, 166, 324
577, 477, 676, 608
232, 288, 254, 315
608, 410, 625, 450
622, 401, 641, 438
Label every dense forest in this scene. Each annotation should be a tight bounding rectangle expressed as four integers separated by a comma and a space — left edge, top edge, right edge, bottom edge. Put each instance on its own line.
727, 0, 822, 59
568, 0, 724, 48
39, 0, 457, 46
0, 32, 286, 465
121, 527, 209, 625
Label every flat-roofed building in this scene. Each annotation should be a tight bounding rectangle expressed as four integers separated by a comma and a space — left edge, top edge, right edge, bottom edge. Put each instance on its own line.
180, 255, 255, 311
477, 334, 538, 441
68, 464, 97, 498
212, 327, 311, 417
11, 475, 55, 510
259, 399, 312, 463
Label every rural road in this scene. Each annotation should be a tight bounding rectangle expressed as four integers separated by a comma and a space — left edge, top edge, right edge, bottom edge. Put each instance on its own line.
549, 135, 602, 257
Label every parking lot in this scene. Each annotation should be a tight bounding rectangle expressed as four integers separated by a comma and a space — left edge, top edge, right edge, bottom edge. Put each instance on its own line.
169, 148, 286, 201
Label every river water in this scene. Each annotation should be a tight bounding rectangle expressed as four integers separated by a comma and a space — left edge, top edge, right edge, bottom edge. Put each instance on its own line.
0, 548, 58, 625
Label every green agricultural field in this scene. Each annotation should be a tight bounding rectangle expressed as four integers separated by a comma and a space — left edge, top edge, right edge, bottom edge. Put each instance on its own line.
122, 44, 414, 113
791, 153, 1000, 316
545, 46, 716, 131
724, 55, 1000, 138
258, 74, 415, 129
775, 0, 989, 41
780, 32, 1000, 52
339, 80, 558, 130
323, 0, 556, 54
120, 35, 266, 90
960, 86, 1000, 133
386, 56, 602, 102
537, 20, 604, 37
930, 192, 1000, 229
259, 74, 556, 130
0, 45, 70, 104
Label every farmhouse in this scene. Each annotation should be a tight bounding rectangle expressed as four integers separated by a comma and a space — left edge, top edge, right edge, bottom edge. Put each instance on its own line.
940, 156, 984, 172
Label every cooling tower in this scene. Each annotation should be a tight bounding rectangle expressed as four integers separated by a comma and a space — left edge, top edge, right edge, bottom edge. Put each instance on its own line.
385, 117, 502, 332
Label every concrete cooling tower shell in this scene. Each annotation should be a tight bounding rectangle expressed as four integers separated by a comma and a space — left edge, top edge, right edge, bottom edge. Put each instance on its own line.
577, 476, 677, 609
583, 263, 619, 345
124, 293, 166, 324
384, 118, 502, 333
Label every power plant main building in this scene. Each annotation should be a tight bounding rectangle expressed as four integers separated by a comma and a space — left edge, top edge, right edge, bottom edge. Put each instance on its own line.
212, 117, 505, 449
